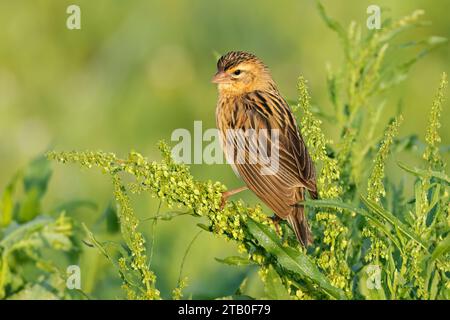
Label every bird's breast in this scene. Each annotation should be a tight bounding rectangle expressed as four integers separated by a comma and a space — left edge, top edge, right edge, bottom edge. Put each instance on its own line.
216, 95, 242, 131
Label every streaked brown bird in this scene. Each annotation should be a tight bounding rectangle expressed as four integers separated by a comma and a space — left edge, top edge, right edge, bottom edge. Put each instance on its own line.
212, 51, 317, 247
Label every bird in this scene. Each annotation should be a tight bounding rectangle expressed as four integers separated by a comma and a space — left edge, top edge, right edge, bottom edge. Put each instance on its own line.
212, 51, 317, 247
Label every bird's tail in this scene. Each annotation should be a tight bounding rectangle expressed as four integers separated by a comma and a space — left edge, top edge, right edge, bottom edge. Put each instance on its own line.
287, 205, 313, 247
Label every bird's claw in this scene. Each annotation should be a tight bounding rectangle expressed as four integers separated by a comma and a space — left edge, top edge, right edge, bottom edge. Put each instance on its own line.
219, 187, 248, 210
220, 191, 229, 210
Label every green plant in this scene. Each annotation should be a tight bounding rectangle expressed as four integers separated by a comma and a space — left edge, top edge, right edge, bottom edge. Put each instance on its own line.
18, 4, 449, 300
0, 157, 77, 299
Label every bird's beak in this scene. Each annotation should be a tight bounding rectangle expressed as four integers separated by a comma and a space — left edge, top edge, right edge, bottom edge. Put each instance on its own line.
211, 71, 230, 84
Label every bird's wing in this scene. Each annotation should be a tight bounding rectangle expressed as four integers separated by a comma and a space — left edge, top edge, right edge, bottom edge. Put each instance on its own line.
223, 90, 317, 217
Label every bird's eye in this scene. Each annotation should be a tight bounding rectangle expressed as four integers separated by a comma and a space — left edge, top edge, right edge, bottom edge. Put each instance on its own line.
233, 69, 242, 76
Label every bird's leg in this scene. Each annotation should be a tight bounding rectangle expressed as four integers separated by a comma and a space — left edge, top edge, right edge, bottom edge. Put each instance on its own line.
220, 186, 248, 209
270, 215, 282, 236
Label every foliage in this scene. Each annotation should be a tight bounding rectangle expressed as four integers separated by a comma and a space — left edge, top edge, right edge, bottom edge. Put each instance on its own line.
0, 157, 77, 299
2, 3, 449, 300
47, 143, 346, 300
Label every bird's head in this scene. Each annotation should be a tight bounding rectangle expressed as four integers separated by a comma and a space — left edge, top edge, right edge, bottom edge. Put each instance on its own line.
212, 51, 275, 95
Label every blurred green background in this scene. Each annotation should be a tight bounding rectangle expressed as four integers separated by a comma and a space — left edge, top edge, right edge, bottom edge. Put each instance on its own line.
0, 0, 448, 299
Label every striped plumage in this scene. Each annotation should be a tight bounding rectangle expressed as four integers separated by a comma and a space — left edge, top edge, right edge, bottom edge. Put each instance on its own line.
213, 51, 317, 247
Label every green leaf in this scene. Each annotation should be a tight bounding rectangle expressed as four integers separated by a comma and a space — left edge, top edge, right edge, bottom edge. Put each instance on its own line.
15, 156, 53, 223
381, 36, 448, 91
82, 223, 137, 286
41, 228, 72, 251
431, 234, 450, 262
50, 200, 98, 216
16, 187, 41, 223
7, 283, 59, 300
429, 270, 440, 300
265, 265, 290, 300
23, 156, 52, 195
247, 219, 346, 300
104, 203, 119, 233
215, 256, 253, 266
0, 172, 21, 228
303, 199, 403, 252
316, 1, 349, 58
361, 197, 428, 250
0, 217, 53, 250
398, 161, 450, 184
0, 215, 73, 299
0, 254, 10, 299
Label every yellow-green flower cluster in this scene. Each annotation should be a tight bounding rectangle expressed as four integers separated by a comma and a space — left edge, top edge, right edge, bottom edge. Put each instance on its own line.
365, 116, 395, 265
362, 227, 388, 262
315, 212, 351, 292
340, 10, 425, 130
48, 142, 278, 298
123, 143, 273, 243
336, 129, 357, 198
124, 146, 225, 216
257, 265, 269, 282
296, 76, 351, 296
48, 150, 161, 300
294, 288, 313, 300
346, 41, 388, 119
216, 201, 274, 243
401, 242, 427, 299
0, 212, 74, 299
377, 10, 424, 40
112, 174, 160, 300
172, 277, 188, 300
44, 213, 73, 250
423, 72, 448, 170
48, 150, 119, 172
395, 73, 449, 299
367, 116, 403, 203
297, 76, 341, 199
